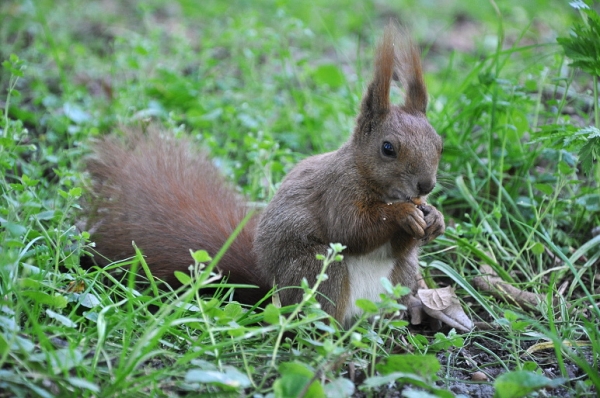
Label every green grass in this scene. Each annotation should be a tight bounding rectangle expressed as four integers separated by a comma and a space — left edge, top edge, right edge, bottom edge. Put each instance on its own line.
1, 0, 599, 396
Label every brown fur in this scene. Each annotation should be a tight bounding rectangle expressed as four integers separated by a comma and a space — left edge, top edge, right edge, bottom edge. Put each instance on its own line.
86, 23, 445, 326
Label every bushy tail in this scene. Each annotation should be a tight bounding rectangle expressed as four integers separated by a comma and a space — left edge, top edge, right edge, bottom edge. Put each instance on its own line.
85, 127, 269, 303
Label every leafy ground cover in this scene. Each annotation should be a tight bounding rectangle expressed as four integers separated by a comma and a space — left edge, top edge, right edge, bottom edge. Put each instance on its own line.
1, 0, 599, 396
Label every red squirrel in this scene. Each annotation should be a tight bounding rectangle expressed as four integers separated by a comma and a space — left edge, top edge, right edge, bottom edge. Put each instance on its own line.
86, 24, 445, 327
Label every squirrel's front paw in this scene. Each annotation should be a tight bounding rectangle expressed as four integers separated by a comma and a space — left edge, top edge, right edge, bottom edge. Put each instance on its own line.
395, 203, 427, 239
417, 204, 445, 242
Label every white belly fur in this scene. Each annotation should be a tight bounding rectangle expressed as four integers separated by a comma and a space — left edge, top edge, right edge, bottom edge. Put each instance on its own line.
344, 243, 395, 324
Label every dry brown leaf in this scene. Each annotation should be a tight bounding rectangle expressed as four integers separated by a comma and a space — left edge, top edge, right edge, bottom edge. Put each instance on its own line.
524, 340, 591, 356
65, 280, 86, 293
418, 286, 456, 310
421, 298, 474, 332
409, 286, 474, 332
472, 264, 557, 309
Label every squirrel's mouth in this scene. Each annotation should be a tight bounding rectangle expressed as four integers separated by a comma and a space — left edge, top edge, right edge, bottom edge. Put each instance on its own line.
382, 187, 427, 205
382, 196, 427, 206
410, 197, 425, 206
381, 192, 414, 205
380, 192, 403, 204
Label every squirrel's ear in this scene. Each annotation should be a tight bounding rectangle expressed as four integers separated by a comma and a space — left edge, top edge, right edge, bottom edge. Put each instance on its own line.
357, 25, 394, 130
357, 23, 427, 133
395, 29, 428, 114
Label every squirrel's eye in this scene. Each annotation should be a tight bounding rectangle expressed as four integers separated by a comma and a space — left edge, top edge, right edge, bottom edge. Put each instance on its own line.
381, 141, 396, 157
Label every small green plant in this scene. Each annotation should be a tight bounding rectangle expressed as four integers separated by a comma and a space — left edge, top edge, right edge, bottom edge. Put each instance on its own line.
1, 54, 25, 130
551, 1, 600, 178
362, 354, 452, 397
494, 370, 566, 398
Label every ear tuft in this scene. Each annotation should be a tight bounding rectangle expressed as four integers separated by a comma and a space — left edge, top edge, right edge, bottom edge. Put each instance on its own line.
357, 22, 428, 132
359, 24, 394, 118
393, 27, 428, 114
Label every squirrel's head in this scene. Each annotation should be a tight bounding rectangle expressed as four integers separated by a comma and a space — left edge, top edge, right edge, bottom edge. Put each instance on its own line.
352, 23, 443, 205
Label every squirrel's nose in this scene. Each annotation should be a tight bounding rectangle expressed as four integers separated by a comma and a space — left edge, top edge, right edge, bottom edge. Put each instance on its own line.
417, 179, 435, 196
